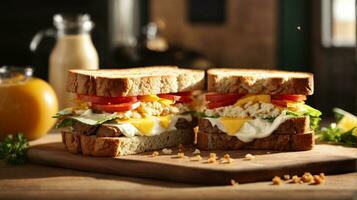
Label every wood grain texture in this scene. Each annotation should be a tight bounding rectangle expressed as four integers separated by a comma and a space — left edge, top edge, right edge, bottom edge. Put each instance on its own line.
1, 160, 356, 200
27, 134, 357, 185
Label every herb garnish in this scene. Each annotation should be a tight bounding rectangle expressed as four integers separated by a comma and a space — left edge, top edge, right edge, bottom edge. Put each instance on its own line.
0, 133, 29, 165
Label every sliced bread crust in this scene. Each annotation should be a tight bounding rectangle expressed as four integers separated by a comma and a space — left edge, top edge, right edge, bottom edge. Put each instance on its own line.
197, 131, 314, 151
67, 66, 205, 97
207, 68, 314, 95
62, 129, 194, 156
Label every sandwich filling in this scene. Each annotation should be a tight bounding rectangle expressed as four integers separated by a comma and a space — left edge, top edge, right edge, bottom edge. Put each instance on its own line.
54, 92, 197, 137
197, 93, 321, 142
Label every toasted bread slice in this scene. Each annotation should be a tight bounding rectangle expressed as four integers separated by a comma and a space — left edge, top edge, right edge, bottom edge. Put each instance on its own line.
62, 129, 194, 156
67, 66, 205, 97
198, 116, 310, 135
197, 131, 314, 151
207, 68, 313, 95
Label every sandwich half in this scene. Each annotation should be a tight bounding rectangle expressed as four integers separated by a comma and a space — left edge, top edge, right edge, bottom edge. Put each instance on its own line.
55, 66, 205, 156
196, 68, 321, 151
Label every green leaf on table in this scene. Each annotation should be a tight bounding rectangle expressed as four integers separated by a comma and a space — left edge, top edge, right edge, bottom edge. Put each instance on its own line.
0, 133, 29, 165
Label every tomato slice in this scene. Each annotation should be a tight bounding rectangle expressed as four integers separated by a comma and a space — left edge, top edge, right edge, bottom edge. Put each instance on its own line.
157, 94, 179, 101
207, 98, 238, 109
176, 95, 193, 103
78, 94, 137, 104
205, 93, 244, 102
271, 99, 288, 107
91, 101, 141, 113
273, 95, 306, 102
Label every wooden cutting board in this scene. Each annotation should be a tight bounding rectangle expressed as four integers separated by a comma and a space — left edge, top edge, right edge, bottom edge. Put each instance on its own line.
27, 133, 357, 185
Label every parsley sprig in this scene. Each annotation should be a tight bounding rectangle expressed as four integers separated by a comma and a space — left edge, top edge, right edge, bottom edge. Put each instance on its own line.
0, 133, 29, 165
317, 108, 357, 147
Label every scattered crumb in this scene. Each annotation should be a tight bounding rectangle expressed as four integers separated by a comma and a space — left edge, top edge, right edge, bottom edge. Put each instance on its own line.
177, 152, 186, 158
313, 174, 326, 185
291, 175, 302, 184
190, 155, 202, 161
272, 176, 282, 185
151, 151, 159, 157
220, 154, 234, 164
302, 172, 313, 183
192, 148, 201, 155
319, 173, 326, 180
283, 175, 290, 181
162, 148, 172, 155
272, 173, 326, 186
209, 153, 217, 158
230, 179, 239, 186
206, 152, 218, 163
244, 154, 255, 160
207, 157, 216, 163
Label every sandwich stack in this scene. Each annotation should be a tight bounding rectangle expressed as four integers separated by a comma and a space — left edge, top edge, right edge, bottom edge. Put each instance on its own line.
196, 68, 321, 151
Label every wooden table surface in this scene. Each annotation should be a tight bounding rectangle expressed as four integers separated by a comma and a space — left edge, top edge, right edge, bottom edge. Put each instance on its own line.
0, 134, 356, 200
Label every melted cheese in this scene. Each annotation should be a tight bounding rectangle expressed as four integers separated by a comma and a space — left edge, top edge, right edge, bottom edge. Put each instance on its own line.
107, 114, 192, 137
206, 110, 293, 142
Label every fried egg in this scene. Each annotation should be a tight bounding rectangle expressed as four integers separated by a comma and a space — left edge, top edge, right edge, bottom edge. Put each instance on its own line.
105, 114, 192, 137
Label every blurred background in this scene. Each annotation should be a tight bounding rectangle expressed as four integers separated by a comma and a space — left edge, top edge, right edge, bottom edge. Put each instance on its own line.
0, 0, 355, 117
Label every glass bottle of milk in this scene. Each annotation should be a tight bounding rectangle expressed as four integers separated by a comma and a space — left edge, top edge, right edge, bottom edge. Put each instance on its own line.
49, 14, 99, 109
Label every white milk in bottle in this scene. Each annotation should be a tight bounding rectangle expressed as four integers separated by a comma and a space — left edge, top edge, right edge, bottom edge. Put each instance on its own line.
49, 14, 98, 109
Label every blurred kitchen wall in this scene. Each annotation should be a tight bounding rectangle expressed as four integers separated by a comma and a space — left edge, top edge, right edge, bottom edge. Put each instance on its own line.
150, 0, 278, 68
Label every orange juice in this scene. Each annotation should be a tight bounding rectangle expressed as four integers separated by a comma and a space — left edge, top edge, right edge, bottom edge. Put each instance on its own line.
0, 67, 58, 140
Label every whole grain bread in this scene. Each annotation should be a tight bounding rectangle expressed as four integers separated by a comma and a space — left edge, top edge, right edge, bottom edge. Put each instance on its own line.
197, 131, 314, 151
198, 116, 310, 135
67, 66, 205, 97
62, 129, 194, 156
207, 68, 314, 95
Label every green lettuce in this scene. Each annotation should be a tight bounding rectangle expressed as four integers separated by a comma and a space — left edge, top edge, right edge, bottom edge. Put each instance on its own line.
55, 109, 118, 128
317, 108, 357, 147
285, 104, 322, 131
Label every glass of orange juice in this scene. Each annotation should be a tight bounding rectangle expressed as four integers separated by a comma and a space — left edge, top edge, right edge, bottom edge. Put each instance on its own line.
0, 66, 58, 140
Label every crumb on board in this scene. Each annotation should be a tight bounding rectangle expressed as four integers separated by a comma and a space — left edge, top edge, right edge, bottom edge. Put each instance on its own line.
190, 155, 202, 161
177, 152, 186, 158
207, 157, 216, 163
209, 153, 217, 158
151, 151, 159, 157
206, 152, 218, 163
283, 175, 290, 181
272, 173, 326, 185
162, 148, 172, 155
302, 172, 313, 183
244, 153, 255, 160
313, 173, 326, 185
230, 179, 239, 186
291, 175, 302, 184
272, 176, 282, 185
220, 154, 234, 164
192, 148, 201, 155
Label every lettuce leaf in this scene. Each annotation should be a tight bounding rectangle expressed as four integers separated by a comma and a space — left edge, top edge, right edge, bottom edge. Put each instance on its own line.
317, 108, 357, 147
286, 104, 322, 131
55, 109, 118, 128
52, 108, 74, 118
317, 125, 357, 147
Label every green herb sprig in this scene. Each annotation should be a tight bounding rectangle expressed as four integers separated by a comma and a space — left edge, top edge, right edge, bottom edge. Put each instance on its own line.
317, 108, 357, 147
0, 133, 29, 165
